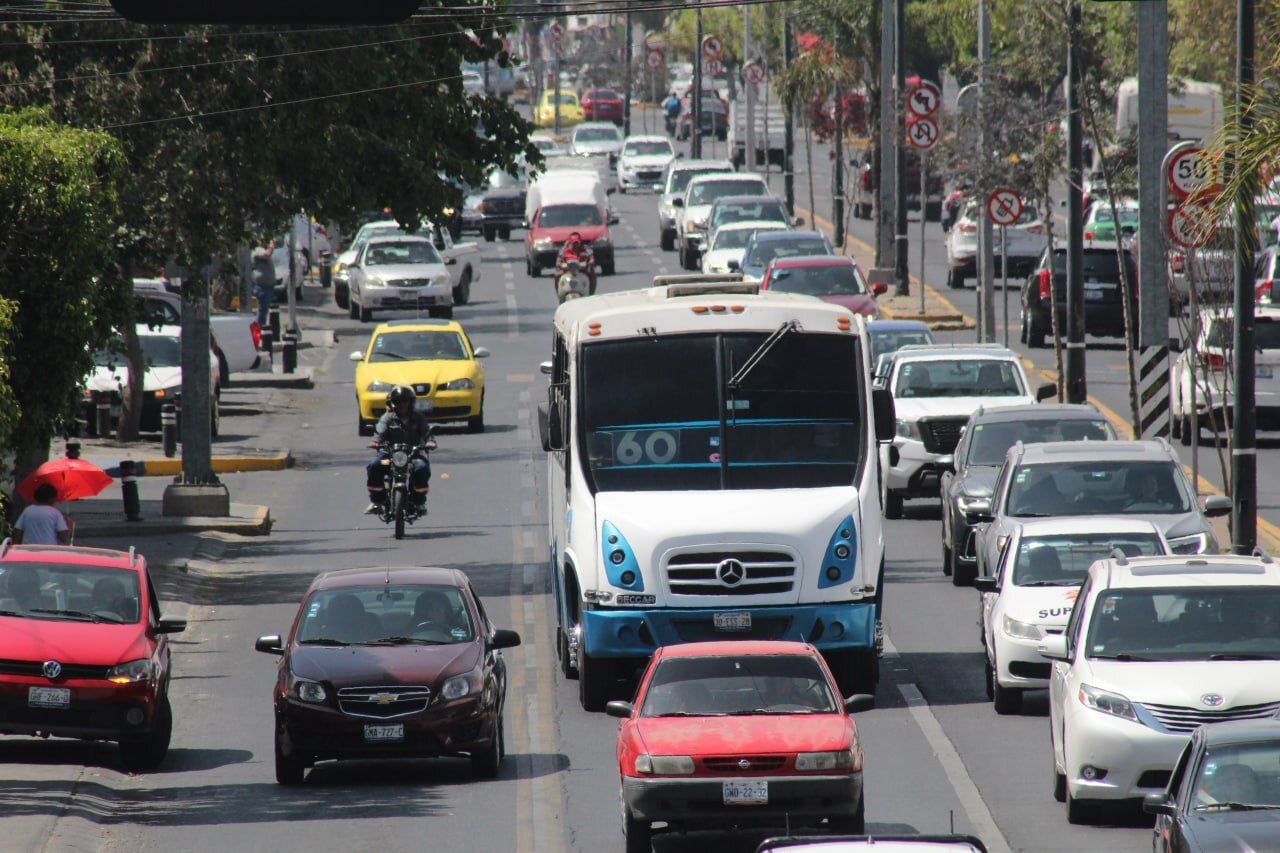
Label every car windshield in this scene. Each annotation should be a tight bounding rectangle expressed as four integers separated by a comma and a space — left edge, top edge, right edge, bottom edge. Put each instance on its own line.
581, 332, 863, 490
137, 335, 183, 369
1051, 250, 1131, 278
575, 127, 619, 142
689, 179, 764, 205
296, 585, 474, 646
1093, 207, 1139, 224
369, 331, 468, 362
711, 228, 761, 251
0, 562, 141, 624
868, 329, 935, 362
364, 242, 442, 266
1205, 317, 1280, 351
538, 204, 602, 228
769, 264, 867, 297
745, 237, 830, 267
1007, 459, 1193, 517
894, 359, 1024, 398
1192, 741, 1280, 810
966, 418, 1115, 466
712, 201, 787, 228
641, 655, 837, 716
1086, 587, 1280, 661
586, 89, 618, 100
548, 93, 577, 105
667, 168, 724, 196
623, 140, 672, 156
1011, 533, 1164, 586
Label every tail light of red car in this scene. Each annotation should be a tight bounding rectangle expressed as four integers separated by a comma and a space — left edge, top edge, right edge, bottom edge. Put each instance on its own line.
1202, 351, 1226, 371
1038, 269, 1053, 301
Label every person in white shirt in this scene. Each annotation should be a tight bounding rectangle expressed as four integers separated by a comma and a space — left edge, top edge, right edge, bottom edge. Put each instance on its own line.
14, 483, 70, 545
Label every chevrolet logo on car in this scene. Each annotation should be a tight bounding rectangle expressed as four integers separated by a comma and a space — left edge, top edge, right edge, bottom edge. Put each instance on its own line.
370, 692, 399, 705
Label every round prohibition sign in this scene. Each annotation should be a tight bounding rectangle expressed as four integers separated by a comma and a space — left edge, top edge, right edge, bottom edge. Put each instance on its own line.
1166, 146, 1216, 200
702, 34, 724, 59
642, 31, 663, 51
1168, 200, 1216, 249
987, 188, 1023, 227
645, 49, 664, 69
742, 61, 766, 86
702, 58, 723, 77
907, 81, 941, 118
906, 116, 939, 150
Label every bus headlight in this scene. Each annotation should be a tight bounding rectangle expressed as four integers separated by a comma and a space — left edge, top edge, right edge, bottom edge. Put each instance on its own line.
601, 521, 643, 590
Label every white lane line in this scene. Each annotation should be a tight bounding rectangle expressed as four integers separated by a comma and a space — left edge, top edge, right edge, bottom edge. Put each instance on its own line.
506, 291, 518, 339
885, 639, 1012, 853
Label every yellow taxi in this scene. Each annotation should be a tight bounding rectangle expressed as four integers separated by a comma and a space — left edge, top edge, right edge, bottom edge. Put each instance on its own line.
351, 318, 489, 435
533, 90, 584, 127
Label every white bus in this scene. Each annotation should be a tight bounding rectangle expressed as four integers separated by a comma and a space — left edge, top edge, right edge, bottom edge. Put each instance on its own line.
539, 278, 895, 710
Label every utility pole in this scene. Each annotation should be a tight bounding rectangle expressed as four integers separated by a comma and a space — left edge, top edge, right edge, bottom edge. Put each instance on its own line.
833, 31, 845, 248
893, 0, 908, 295
744, 5, 755, 173
179, 275, 215, 485
623, 12, 633, 136
1065, 2, 1086, 403
877, 0, 896, 267
977, 0, 995, 339
783, 13, 795, 213
1232, 0, 1257, 552
693, 9, 703, 159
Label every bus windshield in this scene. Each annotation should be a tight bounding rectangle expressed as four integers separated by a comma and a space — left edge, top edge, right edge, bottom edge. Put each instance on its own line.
580, 332, 862, 491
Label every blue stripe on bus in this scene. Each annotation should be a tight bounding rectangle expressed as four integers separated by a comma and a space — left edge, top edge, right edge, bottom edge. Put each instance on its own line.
591, 418, 853, 431
593, 461, 854, 471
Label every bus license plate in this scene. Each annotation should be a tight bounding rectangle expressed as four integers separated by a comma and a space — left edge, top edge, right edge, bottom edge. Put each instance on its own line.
723, 780, 768, 805
363, 724, 404, 742
28, 686, 70, 708
713, 612, 752, 632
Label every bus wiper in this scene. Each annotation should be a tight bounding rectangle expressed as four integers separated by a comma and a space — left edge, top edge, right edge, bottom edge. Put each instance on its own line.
727, 321, 799, 392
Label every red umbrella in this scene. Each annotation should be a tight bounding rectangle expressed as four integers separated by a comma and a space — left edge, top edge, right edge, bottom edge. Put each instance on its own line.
17, 458, 113, 503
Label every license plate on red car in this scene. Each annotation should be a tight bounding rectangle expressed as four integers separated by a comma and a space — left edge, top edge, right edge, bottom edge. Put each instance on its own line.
363, 724, 404, 742
723, 780, 768, 805
28, 686, 70, 708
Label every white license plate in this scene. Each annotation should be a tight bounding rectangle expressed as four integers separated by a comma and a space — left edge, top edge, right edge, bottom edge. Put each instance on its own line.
363, 723, 404, 742
723, 780, 768, 805
399, 290, 419, 299
713, 612, 752, 632
28, 686, 70, 708
1085, 290, 1106, 301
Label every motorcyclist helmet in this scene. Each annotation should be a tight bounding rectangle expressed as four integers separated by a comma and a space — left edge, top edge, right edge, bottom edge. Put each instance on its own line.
386, 385, 416, 419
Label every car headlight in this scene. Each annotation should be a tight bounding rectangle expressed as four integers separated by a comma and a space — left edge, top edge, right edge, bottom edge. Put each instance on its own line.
332, 261, 345, 273
534, 237, 555, 249
365, 274, 385, 288
1167, 533, 1208, 555
440, 673, 476, 701
895, 419, 919, 439
957, 495, 989, 513
635, 754, 695, 775
1002, 615, 1044, 641
1078, 683, 1137, 721
292, 677, 327, 704
366, 380, 394, 393
106, 658, 153, 684
795, 749, 855, 771
433, 274, 451, 288
441, 378, 475, 391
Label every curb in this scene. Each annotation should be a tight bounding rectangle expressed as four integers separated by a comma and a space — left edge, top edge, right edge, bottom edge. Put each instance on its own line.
103, 450, 293, 478
235, 367, 314, 390
76, 503, 271, 539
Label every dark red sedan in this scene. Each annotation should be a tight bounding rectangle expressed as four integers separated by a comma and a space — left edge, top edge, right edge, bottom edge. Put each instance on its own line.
581, 88, 624, 124
761, 255, 887, 317
256, 566, 520, 784
608, 641, 874, 851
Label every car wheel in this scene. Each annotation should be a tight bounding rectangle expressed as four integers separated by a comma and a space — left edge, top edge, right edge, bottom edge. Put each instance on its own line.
531, 262, 542, 278
274, 729, 307, 786
470, 714, 504, 778
578, 650, 614, 712
984, 656, 995, 700
347, 294, 358, 320
1171, 410, 1183, 440
335, 284, 349, 310
946, 267, 964, 289
942, 542, 953, 577
467, 396, 485, 434
1053, 765, 1067, 803
828, 794, 865, 834
622, 804, 651, 853
454, 269, 472, 306
1180, 414, 1193, 446
883, 488, 903, 520
210, 396, 220, 438
428, 306, 453, 319
358, 416, 373, 437
660, 230, 674, 251
217, 351, 230, 386
992, 660, 1022, 714
1027, 316, 1047, 348
558, 626, 579, 680
483, 225, 496, 242
498, 226, 511, 240
602, 259, 616, 276
118, 693, 172, 772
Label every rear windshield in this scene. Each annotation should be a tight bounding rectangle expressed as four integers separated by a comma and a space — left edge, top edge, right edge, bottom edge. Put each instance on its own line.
894, 359, 1024, 398
966, 418, 1115, 466
1007, 459, 1193, 517
641, 655, 837, 717
689, 179, 765, 205
1205, 317, 1280, 351
1011, 533, 1164, 586
1051, 250, 1134, 278
0, 562, 142, 624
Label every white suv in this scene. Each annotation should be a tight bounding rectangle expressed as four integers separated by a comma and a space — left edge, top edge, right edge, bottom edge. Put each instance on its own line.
974, 517, 1168, 715
881, 344, 1053, 518
1040, 554, 1280, 824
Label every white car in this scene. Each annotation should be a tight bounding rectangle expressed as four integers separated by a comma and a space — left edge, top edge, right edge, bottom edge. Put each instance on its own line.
881, 344, 1053, 518
1170, 305, 1280, 446
700, 220, 787, 274
975, 518, 1168, 714
615, 135, 675, 193
569, 122, 624, 159
944, 202, 1047, 289
530, 134, 565, 159
462, 70, 485, 95
656, 158, 733, 252
674, 172, 769, 271
1040, 553, 1280, 824
346, 235, 454, 323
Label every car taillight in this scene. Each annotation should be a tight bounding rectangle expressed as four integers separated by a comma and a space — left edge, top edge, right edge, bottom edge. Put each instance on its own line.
1258, 280, 1274, 304
958, 223, 977, 234
1204, 352, 1226, 371
1038, 269, 1053, 300
250, 322, 261, 350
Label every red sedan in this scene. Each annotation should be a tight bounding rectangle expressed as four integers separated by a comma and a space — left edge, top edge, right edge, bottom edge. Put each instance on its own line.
762, 255, 887, 317
581, 88, 624, 124
607, 641, 874, 851
0, 543, 187, 770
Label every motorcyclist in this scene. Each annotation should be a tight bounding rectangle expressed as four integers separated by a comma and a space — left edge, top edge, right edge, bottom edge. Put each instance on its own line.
663, 90, 681, 135
365, 385, 437, 514
556, 231, 596, 294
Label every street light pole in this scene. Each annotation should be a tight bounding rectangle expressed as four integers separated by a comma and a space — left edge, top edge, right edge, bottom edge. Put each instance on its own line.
693, 9, 703, 159
783, 13, 795, 213
877, 0, 896, 268
977, 0, 995, 338
623, 12, 633, 136
744, 4, 755, 173
1232, 0, 1257, 552
834, 31, 845, 249
893, 0, 908, 295
1065, 1, 1087, 403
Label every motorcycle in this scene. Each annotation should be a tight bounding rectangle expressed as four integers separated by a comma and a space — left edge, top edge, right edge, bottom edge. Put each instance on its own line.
555, 257, 592, 303
664, 113, 678, 136
374, 425, 436, 539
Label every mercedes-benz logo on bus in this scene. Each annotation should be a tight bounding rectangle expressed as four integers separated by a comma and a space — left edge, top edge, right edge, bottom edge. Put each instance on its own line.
42, 660, 62, 679
716, 559, 746, 586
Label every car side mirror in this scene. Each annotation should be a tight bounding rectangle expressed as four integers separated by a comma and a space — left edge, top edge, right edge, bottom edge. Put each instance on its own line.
255, 633, 284, 655
727, 259, 740, 272
1038, 634, 1069, 661
676, 152, 685, 159
473, 347, 491, 359
1202, 495, 1232, 517
671, 198, 684, 208
349, 350, 364, 362
489, 628, 521, 650
606, 187, 617, 196
963, 499, 993, 524
843, 694, 875, 713
1036, 382, 1057, 402
156, 617, 187, 635
1143, 793, 1177, 816
873, 387, 896, 443
974, 576, 999, 593
605, 700, 635, 719
540, 360, 554, 375
446, 256, 458, 265
872, 282, 888, 296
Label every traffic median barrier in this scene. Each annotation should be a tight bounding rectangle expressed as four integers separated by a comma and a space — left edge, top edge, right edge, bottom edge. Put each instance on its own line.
103, 450, 293, 478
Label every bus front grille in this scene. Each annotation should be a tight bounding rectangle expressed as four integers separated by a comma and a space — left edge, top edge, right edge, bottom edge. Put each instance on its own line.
664, 549, 798, 596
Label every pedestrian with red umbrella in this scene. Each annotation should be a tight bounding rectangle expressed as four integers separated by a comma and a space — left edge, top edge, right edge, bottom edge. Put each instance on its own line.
14, 483, 70, 545
16, 452, 114, 543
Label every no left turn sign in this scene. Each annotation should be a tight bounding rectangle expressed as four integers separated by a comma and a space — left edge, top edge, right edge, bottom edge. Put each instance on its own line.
987, 188, 1023, 226
907, 81, 941, 118
906, 116, 939, 150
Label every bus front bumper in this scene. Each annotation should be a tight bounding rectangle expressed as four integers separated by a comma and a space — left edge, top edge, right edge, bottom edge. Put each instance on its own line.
580, 603, 877, 659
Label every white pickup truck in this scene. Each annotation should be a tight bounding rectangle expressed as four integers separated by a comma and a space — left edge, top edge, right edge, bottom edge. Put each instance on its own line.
133, 279, 261, 381
334, 219, 482, 307
728, 98, 787, 170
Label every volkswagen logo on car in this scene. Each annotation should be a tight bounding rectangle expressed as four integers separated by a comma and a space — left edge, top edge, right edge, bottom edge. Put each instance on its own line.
716, 559, 745, 586
1200, 693, 1225, 707
42, 660, 62, 680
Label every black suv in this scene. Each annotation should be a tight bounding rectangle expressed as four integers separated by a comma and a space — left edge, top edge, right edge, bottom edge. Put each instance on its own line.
939, 403, 1116, 585
1020, 243, 1138, 348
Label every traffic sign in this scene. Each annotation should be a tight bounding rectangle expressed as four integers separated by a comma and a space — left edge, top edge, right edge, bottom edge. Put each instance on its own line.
907, 80, 941, 118
742, 61, 766, 86
645, 49, 664, 70
702, 58, 723, 77
987, 188, 1023, 226
548, 21, 564, 38
702, 35, 724, 59
1168, 200, 1216, 249
1166, 146, 1218, 200
906, 116, 939, 150
642, 31, 663, 51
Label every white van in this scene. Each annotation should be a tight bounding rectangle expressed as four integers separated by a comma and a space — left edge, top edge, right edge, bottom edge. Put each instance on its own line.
1115, 77, 1223, 143
526, 171, 612, 225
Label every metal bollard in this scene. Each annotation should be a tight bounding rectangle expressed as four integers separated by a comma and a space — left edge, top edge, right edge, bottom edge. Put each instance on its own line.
119, 460, 142, 521
269, 307, 281, 339
282, 329, 299, 374
319, 253, 332, 288
259, 326, 275, 352
95, 397, 112, 437
161, 402, 178, 458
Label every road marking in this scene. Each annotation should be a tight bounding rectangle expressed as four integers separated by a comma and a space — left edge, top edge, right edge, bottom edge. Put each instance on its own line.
885, 639, 1012, 853
507, 374, 535, 383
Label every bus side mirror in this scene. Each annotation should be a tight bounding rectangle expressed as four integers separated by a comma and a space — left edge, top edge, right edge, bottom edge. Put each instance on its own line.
873, 387, 895, 443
